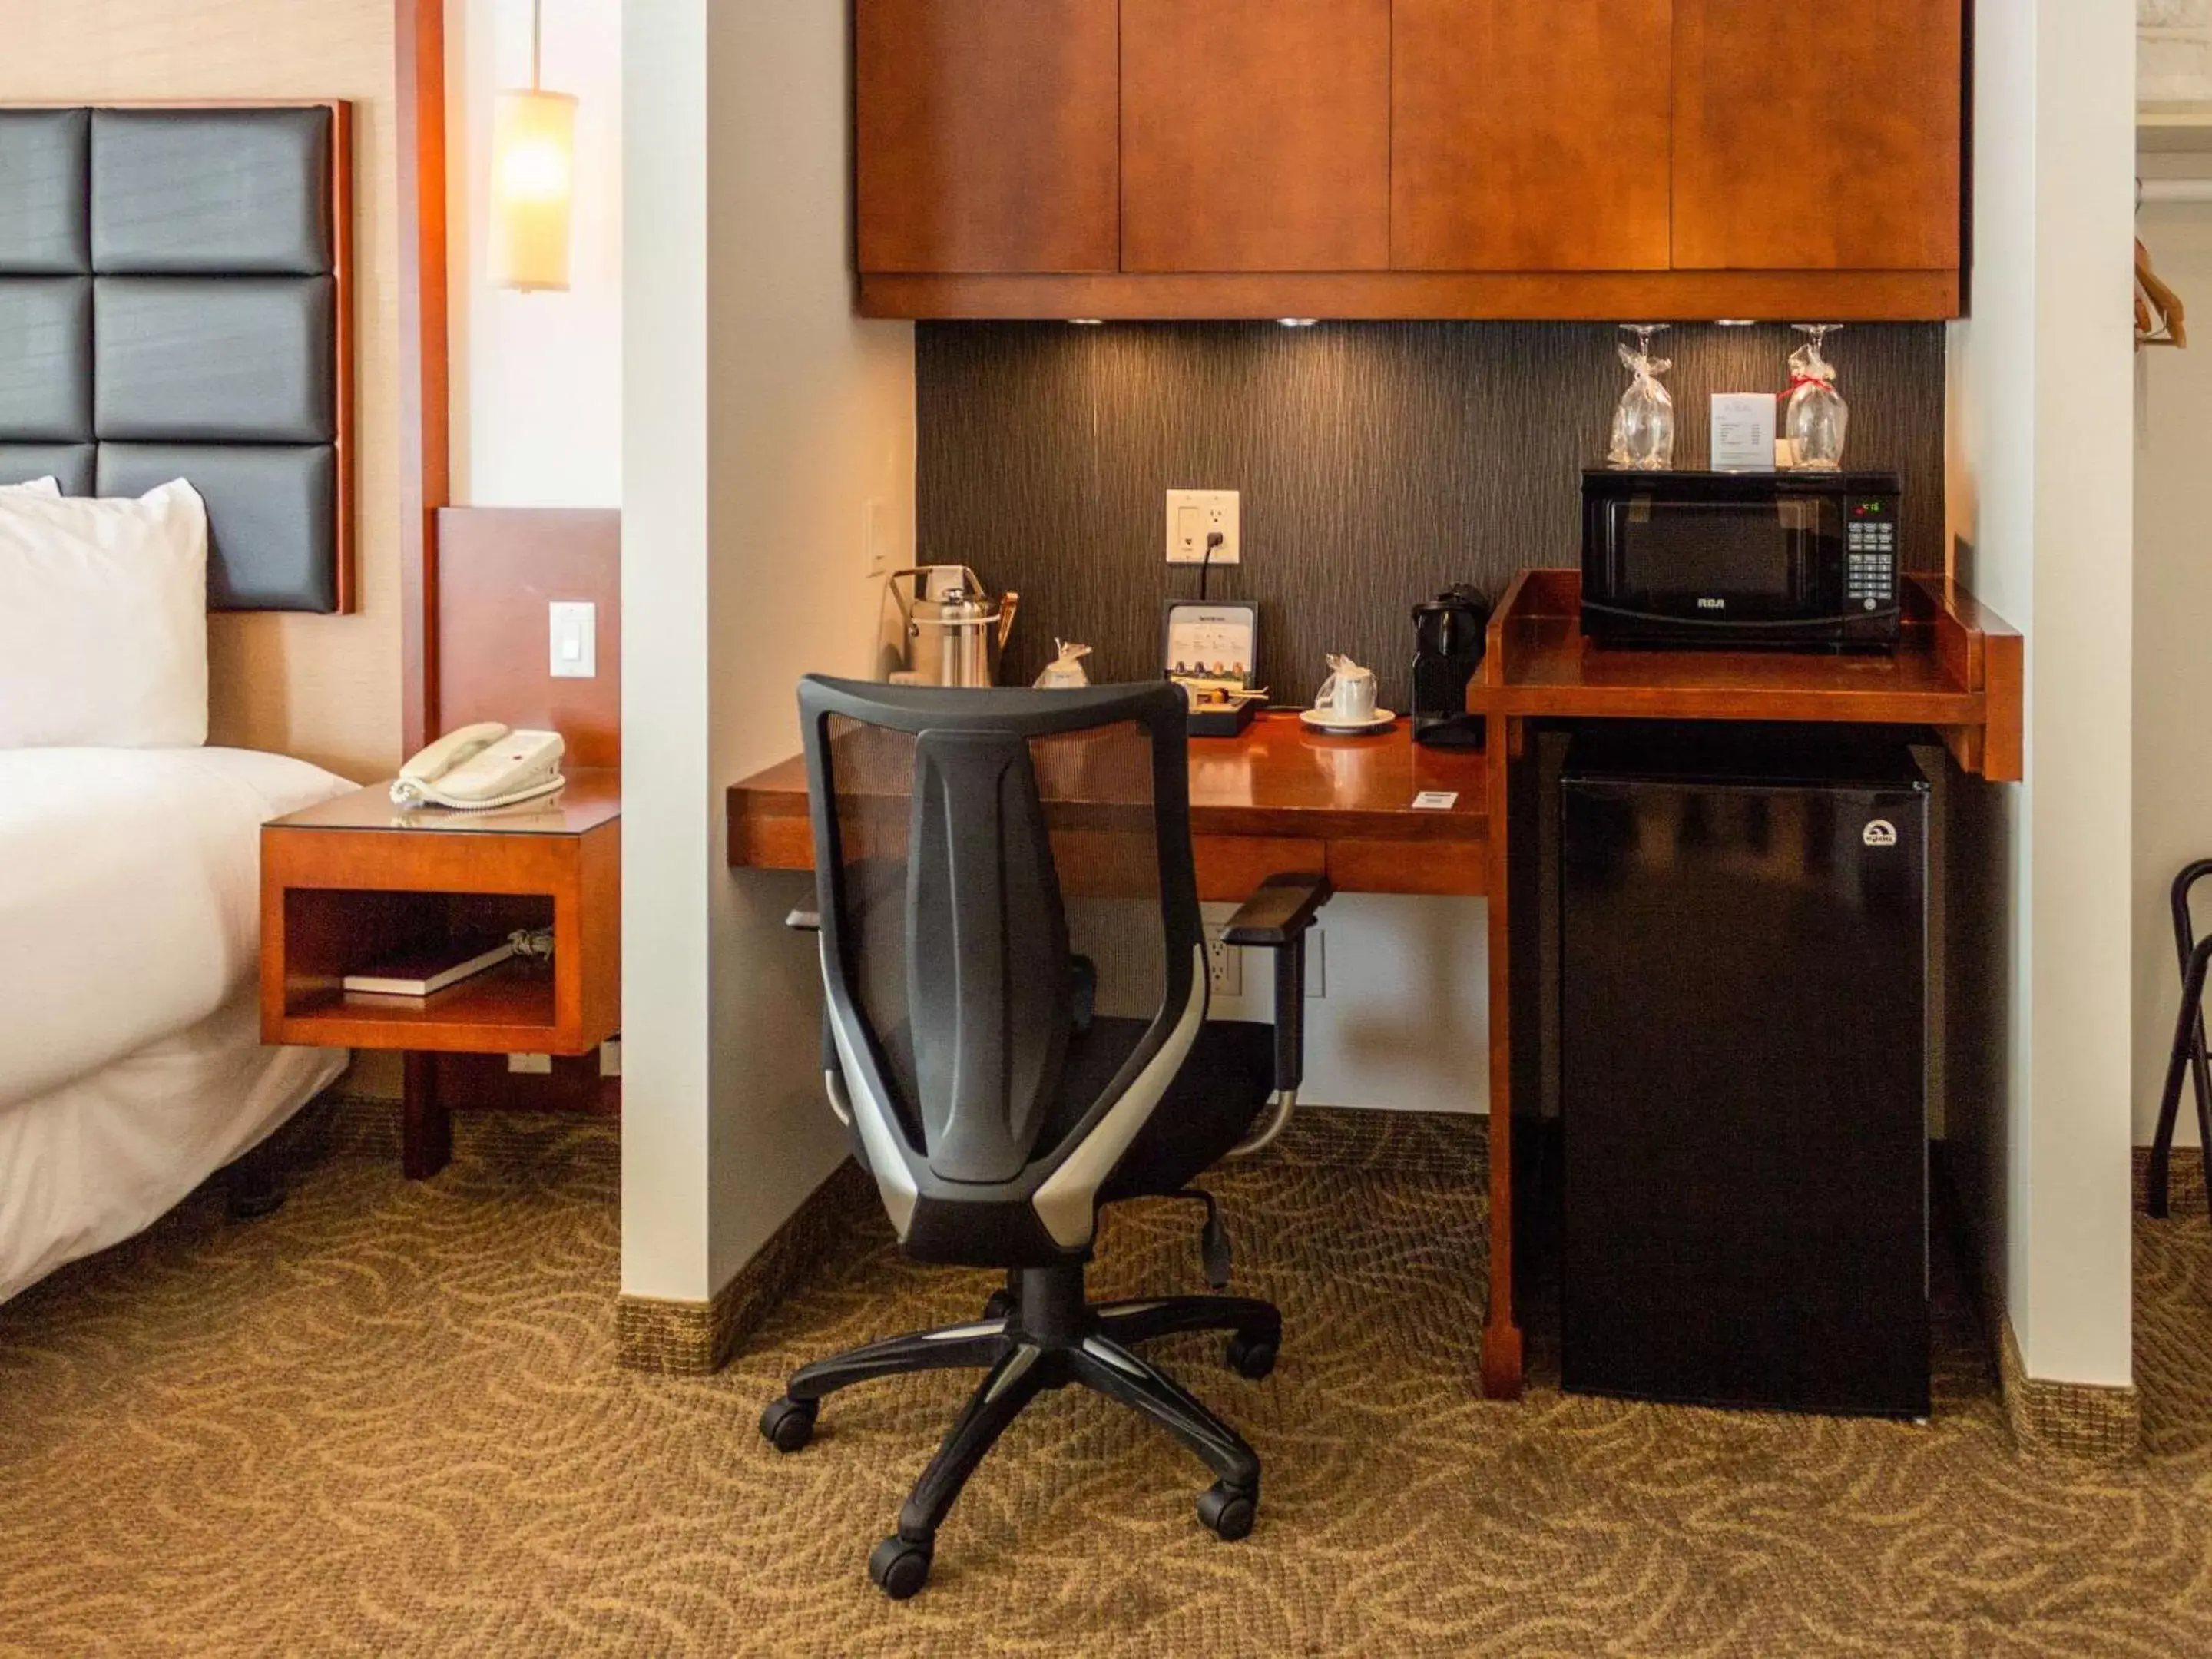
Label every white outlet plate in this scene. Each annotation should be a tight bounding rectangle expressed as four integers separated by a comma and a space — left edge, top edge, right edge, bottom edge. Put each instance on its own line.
1166, 488, 1240, 565
548, 601, 597, 679
1206, 929, 1243, 998
598, 1038, 622, 1078
507, 1052, 554, 1075
863, 498, 894, 578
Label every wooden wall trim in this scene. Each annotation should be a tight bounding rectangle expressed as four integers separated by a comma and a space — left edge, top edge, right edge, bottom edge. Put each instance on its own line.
396, 0, 449, 755
331, 99, 358, 613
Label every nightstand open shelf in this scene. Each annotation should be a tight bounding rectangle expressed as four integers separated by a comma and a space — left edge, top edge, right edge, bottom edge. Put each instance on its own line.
260, 770, 621, 1176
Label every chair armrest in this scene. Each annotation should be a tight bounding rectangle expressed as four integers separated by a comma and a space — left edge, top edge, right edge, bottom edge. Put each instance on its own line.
786, 907, 821, 932
1222, 873, 1333, 947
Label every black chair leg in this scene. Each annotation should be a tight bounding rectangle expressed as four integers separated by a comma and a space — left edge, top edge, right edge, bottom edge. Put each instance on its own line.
782, 1320, 1010, 1406
866, 1346, 1049, 1598
2152, 935, 2212, 1221
894, 1346, 1048, 1538
1069, 1335, 1262, 1500
1095, 1293, 1277, 1345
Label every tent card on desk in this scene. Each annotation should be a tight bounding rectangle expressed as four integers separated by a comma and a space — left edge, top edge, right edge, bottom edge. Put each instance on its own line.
1710, 393, 1777, 473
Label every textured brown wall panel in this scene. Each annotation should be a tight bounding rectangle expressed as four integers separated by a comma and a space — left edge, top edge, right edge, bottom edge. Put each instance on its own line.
917, 322, 1947, 710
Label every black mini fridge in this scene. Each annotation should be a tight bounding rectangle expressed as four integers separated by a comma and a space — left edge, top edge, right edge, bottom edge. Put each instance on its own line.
1558, 729, 1930, 1418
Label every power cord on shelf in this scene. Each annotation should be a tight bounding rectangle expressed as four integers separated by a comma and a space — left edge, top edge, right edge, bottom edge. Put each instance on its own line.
508, 927, 555, 965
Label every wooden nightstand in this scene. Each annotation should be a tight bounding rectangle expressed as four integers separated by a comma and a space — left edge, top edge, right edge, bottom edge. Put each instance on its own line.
260, 770, 621, 1177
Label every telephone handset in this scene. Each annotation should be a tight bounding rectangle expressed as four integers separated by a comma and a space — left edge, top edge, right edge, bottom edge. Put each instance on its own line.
390, 723, 566, 811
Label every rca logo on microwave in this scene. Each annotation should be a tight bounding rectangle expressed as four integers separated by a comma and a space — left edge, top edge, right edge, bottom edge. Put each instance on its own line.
1863, 820, 1899, 849
1696, 596, 1727, 610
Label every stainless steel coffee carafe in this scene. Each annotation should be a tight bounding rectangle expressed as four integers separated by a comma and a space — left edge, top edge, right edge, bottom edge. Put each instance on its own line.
879, 565, 1019, 687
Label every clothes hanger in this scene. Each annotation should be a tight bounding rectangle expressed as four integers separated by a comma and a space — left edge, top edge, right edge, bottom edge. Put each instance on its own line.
2137, 178, 2189, 350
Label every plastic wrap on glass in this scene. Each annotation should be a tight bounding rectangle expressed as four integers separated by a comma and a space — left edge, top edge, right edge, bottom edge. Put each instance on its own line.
1033, 639, 1092, 688
1609, 324, 1675, 471
1784, 324, 1849, 471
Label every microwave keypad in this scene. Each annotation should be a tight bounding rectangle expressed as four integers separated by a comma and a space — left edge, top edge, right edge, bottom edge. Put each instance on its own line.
1846, 518, 1896, 611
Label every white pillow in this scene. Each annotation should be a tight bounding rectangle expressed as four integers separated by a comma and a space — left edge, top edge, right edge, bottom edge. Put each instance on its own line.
0, 479, 210, 748
0, 477, 61, 496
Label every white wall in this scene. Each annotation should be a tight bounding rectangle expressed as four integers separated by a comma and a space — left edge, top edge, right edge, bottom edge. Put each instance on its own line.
2131, 198, 2212, 1147
622, 0, 916, 1303
1945, 0, 2137, 1388
1208, 898, 1488, 1114
448, 0, 621, 507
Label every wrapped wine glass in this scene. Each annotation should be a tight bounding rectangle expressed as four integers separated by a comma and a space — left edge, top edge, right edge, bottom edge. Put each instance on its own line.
1784, 324, 1848, 470
1609, 323, 1675, 471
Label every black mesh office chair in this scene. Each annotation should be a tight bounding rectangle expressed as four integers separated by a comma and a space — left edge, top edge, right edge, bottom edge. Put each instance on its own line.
760, 676, 1330, 1599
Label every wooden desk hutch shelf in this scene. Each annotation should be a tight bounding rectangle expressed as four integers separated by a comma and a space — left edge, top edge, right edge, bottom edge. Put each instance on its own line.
261, 771, 622, 1179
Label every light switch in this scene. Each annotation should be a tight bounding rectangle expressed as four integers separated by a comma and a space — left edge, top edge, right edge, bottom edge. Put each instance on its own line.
863, 498, 895, 578
549, 601, 597, 678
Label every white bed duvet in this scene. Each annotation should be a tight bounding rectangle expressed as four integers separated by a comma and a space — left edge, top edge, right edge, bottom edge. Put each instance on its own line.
0, 747, 352, 1107
0, 747, 355, 1303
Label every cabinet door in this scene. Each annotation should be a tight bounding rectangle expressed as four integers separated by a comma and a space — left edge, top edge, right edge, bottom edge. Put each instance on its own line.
1122, 0, 1392, 273
1672, 0, 1962, 271
1392, 0, 1672, 272
856, 0, 1119, 273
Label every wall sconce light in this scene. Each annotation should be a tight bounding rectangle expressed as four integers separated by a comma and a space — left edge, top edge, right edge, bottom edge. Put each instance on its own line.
489, 0, 577, 292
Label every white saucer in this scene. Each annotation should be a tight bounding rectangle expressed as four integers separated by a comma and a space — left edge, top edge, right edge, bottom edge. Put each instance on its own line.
1300, 707, 1397, 735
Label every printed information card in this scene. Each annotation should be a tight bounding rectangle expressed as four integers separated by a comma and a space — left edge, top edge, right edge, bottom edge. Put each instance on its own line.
1710, 393, 1778, 473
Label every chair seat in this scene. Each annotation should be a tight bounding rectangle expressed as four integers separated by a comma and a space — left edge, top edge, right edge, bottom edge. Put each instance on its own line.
1086, 1016, 1277, 1204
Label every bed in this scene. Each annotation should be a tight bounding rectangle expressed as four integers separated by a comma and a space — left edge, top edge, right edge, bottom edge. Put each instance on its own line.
0, 749, 353, 1301
0, 103, 358, 1301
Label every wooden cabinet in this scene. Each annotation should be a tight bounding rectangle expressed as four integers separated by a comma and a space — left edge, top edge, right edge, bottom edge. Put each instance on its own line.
1392, 0, 1672, 273
1121, 0, 1392, 273
1671, 0, 1962, 271
856, 1, 1965, 320
856, 0, 1120, 273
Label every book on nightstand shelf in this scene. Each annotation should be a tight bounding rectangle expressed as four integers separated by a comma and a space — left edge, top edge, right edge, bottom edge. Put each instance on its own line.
340, 940, 517, 998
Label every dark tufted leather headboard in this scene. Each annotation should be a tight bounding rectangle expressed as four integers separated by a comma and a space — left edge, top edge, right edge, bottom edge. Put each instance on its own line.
0, 103, 352, 612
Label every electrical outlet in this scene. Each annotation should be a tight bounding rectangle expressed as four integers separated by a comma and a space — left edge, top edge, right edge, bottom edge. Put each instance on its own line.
1206, 929, 1243, 998
598, 1038, 622, 1078
507, 1052, 553, 1075
1166, 489, 1240, 565
1305, 929, 1326, 999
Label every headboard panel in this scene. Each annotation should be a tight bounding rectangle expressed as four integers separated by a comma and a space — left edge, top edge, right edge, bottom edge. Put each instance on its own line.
0, 103, 351, 612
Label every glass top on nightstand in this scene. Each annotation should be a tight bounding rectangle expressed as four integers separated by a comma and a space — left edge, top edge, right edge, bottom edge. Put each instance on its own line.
270, 768, 622, 836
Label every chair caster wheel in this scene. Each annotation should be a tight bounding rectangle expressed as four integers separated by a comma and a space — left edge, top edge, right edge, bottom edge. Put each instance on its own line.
1226, 1332, 1277, 1379
1197, 1482, 1257, 1541
758, 1396, 816, 1453
869, 1533, 933, 1599
982, 1289, 1013, 1320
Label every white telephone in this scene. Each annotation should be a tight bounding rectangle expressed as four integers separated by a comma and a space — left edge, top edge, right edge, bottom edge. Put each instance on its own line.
390, 723, 566, 811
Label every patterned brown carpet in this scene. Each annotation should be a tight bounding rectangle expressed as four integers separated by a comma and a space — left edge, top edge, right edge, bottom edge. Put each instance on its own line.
2, 1106, 2210, 1658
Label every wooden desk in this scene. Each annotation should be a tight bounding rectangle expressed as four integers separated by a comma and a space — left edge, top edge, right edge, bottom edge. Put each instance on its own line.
727, 713, 1489, 900
724, 578, 2022, 1404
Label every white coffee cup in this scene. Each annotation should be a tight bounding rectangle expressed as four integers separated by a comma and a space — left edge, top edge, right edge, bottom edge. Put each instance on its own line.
1314, 655, 1378, 724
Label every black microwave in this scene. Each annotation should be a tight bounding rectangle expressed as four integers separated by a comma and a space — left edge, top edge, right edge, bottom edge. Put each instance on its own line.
1581, 469, 1903, 652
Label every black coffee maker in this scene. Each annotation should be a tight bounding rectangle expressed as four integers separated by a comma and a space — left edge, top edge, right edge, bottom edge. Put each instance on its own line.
1410, 584, 1491, 749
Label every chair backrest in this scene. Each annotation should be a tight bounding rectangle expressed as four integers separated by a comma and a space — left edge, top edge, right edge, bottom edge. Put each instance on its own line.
798, 676, 1205, 1253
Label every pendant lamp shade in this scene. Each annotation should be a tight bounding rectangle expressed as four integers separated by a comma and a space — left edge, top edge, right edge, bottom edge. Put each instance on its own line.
490, 86, 576, 291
